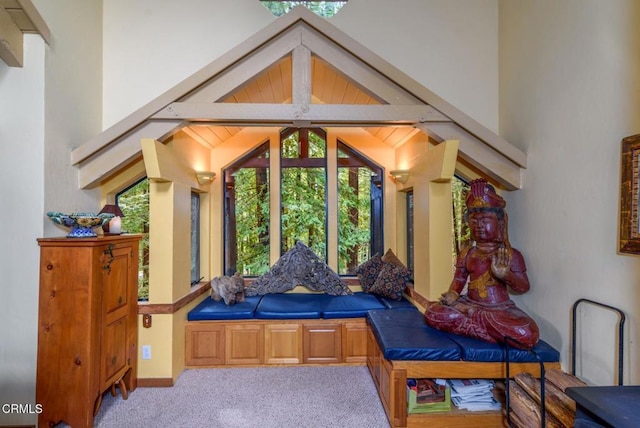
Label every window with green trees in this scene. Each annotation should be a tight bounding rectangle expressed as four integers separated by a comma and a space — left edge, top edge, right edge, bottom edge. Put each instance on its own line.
260, 1, 347, 17
280, 128, 327, 260
337, 141, 383, 274
116, 178, 150, 300
224, 142, 271, 276
404, 176, 471, 275
224, 128, 383, 277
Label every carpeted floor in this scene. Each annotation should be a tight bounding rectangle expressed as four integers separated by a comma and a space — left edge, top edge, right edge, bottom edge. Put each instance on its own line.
92, 366, 391, 428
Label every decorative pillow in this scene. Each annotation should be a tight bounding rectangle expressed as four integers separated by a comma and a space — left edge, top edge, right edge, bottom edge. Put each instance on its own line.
381, 248, 406, 268
353, 253, 383, 292
369, 261, 412, 301
245, 241, 352, 296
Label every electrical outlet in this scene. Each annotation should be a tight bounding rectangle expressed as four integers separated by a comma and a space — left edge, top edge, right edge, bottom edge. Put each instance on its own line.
142, 345, 151, 360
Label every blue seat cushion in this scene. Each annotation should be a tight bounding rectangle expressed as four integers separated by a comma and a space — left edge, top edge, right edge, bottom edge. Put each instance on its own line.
254, 293, 332, 319
322, 292, 386, 318
375, 295, 417, 311
367, 309, 462, 361
188, 295, 262, 321
449, 334, 560, 363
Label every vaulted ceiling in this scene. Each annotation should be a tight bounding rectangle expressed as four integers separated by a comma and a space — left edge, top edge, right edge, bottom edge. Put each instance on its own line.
182, 55, 421, 150
72, 6, 526, 190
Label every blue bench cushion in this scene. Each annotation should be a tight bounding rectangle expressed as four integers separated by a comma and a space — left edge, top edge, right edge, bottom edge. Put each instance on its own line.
255, 293, 332, 319
450, 334, 560, 363
375, 295, 418, 311
188, 296, 262, 321
367, 310, 462, 361
368, 309, 560, 363
322, 292, 387, 318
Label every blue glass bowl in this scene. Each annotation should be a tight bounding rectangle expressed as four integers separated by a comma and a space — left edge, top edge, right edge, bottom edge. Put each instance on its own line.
47, 212, 115, 238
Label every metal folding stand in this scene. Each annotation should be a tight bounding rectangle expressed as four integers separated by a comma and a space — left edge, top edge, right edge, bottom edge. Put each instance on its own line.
571, 298, 626, 385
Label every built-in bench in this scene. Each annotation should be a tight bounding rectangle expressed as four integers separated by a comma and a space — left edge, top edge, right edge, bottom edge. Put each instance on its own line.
185, 292, 415, 367
366, 309, 561, 427
185, 292, 561, 427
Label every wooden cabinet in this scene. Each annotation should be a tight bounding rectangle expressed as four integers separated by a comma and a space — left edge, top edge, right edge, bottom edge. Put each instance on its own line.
264, 323, 302, 364
185, 318, 367, 368
303, 323, 342, 364
36, 235, 140, 428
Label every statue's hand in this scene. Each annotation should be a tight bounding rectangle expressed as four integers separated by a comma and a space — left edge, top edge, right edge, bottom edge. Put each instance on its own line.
491, 247, 511, 279
440, 290, 459, 306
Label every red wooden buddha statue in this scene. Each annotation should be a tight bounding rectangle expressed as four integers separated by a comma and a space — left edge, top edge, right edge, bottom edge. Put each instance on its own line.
424, 178, 540, 349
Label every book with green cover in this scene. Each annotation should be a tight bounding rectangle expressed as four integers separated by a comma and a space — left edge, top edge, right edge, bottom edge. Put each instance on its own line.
407, 379, 451, 414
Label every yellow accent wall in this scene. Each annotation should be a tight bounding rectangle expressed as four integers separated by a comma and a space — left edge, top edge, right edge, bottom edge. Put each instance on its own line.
394, 138, 460, 300
130, 128, 459, 381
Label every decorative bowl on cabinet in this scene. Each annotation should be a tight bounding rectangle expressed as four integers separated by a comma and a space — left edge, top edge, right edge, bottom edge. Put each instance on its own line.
47, 212, 114, 238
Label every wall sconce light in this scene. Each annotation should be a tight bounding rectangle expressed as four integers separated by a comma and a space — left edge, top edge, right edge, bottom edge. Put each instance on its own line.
98, 204, 125, 235
196, 171, 216, 185
389, 169, 410, 184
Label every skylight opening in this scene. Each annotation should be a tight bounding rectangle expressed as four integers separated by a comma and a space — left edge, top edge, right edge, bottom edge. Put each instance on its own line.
260, 1, 347, 18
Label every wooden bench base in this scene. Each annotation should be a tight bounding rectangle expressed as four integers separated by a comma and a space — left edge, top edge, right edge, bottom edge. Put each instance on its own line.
185, 318, 369, 367
366, 329, 561, 428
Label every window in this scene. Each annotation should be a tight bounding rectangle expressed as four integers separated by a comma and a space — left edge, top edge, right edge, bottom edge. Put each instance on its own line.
224, 142, 271, 276
116, 178, 150, 300
337, 141, 383, 274
224, 128, 384, 276
260, 1, 347, 17
406, 190, 414, 274
191, 192, 201, 285
280, 128, 327, 259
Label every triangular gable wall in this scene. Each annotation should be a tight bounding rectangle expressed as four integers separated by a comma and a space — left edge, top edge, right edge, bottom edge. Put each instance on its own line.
72, 6, 526, 190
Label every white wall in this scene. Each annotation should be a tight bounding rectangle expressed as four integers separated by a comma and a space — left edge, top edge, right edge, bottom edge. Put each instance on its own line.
0, 1, 103, 425
0, 35, 45, 427
499, 0, 640, 385
102, 0, 499, 133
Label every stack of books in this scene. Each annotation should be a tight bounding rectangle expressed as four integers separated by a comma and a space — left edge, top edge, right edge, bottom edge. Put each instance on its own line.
447, 379, 502, 412
406, 378, 451, 413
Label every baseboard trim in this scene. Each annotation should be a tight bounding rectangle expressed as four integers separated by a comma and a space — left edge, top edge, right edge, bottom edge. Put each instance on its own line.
137, 378, 174, 387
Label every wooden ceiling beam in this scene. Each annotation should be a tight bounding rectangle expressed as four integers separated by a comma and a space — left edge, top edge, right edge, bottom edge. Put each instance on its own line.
152, 102, 450, 126
419, 122, 522, 190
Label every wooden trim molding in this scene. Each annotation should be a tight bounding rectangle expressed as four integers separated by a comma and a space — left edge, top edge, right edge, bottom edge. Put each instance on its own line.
136, 378, 174, 388
137, 281, 211, 315
405, 284, 430, 310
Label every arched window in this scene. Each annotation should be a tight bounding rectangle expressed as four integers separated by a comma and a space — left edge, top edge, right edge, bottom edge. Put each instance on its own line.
337, 140, 383, 274
223, 142, 271, 276
223, 128, 383, 277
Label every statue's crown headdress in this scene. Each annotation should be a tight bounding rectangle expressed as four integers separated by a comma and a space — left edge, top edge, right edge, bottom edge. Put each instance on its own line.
466, 179, 506, 210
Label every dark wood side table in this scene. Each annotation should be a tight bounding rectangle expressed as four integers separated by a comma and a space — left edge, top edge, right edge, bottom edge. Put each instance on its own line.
565, 385, 640, 428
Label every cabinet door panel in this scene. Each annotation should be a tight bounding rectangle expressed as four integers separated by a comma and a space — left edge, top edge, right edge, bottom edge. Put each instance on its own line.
225, 325, 264, 365
102, 316, 129, 385
303, 323, 342, 363
343, 321, 368, 363
265, 323, 302, 364
102, 246, 132, 316
186, 324, 225, 366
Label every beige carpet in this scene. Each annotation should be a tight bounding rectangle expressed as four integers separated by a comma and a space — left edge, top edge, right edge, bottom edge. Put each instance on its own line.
92, 366, 391, 428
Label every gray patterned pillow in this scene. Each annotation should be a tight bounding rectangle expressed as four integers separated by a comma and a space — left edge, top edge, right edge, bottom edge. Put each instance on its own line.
245, 242, 352, 296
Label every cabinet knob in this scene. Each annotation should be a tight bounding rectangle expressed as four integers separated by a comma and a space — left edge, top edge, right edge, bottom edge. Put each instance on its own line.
46, 264, 53, 270
74, 358, 82, 366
